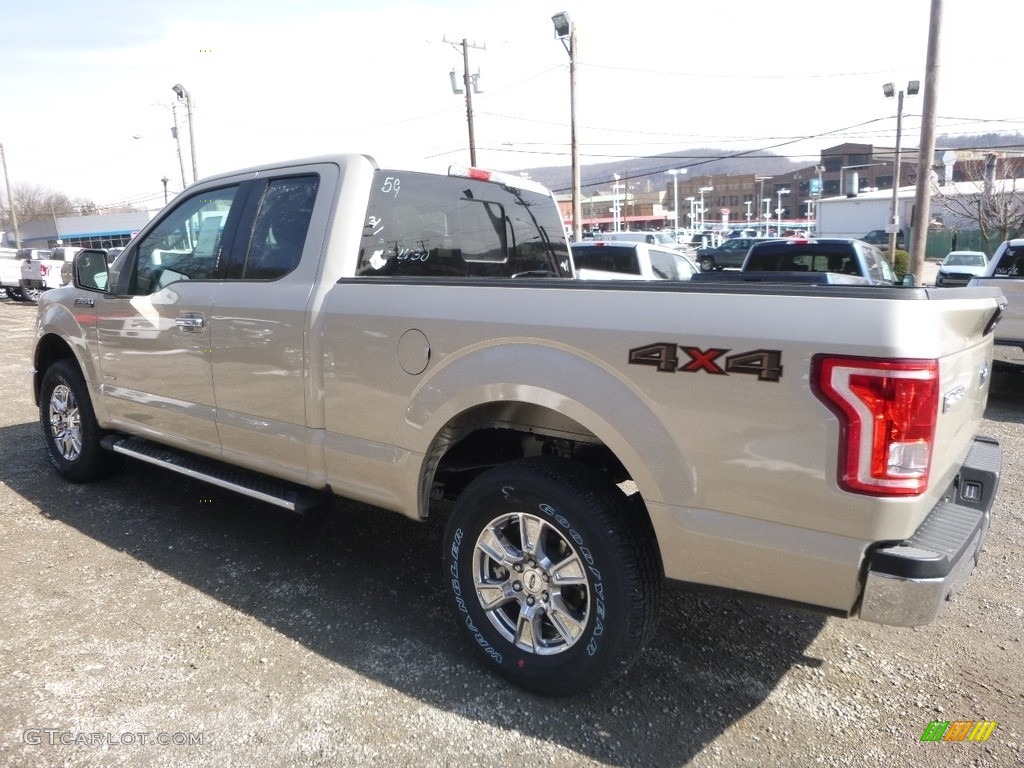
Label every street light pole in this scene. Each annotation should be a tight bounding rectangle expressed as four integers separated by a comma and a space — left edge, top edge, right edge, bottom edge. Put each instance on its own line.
839, 163, 887, 199
883, 80, 919, 257
776, 188, 790, 235
755, 175, 772, 236
698, 186, 713, 231
552, 13, 581, 243
667, 169, 686, 237
172, 83, 198, 183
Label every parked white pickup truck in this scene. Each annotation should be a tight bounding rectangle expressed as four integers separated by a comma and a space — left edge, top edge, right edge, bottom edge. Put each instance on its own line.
968, 238, 1024, 367
0, 247, 25, 300
32, 154, 1005, 695
20, 246, 79, 302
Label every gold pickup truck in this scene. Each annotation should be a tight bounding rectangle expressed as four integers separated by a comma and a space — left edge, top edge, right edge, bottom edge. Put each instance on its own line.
32, 154, 1005, 696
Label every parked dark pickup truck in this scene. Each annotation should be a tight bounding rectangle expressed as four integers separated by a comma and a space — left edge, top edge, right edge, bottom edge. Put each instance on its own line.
741, 237, 898, 284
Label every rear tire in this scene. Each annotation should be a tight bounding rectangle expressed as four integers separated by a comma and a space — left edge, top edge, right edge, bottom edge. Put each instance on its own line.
39, 359, 119, 482
698, 256, 714, 272
20, 281, 44, 303
443, 457, 662, 696
4, 286, 27, 301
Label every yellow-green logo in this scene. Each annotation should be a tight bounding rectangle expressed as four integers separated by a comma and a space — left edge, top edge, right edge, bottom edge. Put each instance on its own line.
920, 720, 997, 742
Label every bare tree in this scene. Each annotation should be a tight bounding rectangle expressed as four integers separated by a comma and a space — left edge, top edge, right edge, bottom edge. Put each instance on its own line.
932, 155, 1024, 250
0, 183, 99, 229
74, 198, 100, 216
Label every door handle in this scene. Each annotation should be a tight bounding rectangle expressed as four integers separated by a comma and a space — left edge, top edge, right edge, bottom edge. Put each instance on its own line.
175, 314, 205, 332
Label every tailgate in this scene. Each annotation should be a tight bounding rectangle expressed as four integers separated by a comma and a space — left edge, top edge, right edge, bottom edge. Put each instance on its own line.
927, 290, 1004, 495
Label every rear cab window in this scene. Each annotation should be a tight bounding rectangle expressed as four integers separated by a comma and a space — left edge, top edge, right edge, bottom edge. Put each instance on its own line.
746, 242, 857, 273
571, 244, 641, 275
745, 240, 895, 283
356, 170, 571, 278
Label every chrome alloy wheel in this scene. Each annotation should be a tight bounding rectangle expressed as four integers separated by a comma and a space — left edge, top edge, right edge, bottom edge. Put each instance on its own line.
48, 384, 82, 461
472, 511, 591, 655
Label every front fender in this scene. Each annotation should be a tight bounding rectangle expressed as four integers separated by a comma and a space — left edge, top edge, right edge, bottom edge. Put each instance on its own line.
33, 291, 102, 417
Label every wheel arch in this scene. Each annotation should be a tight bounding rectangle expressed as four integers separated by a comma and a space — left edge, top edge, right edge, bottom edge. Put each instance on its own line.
408, 342, 693, 521
33, 333, 83, 406
33, 302, 99, 411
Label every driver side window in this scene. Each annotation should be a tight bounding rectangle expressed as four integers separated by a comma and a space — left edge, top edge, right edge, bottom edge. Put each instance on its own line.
129, 186, 239, 294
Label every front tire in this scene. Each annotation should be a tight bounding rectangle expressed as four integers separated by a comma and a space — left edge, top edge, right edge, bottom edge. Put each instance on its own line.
443, 457, 662, 696
39, 359, 118, 482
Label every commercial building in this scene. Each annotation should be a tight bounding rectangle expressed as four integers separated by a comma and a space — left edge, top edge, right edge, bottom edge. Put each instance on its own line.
2, 211, 154, 250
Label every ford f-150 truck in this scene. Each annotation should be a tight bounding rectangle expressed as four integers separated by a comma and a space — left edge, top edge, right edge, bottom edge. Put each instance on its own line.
32, 154, 1005, 696
20, 246, 80, 302
1, 247, 25, 300
968, 238, 1024, 367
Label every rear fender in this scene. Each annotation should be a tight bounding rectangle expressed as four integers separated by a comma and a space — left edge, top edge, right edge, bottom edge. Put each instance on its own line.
405, 342, 693, 510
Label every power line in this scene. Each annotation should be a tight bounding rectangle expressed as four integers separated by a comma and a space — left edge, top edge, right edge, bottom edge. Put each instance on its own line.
542, 116, 894, 192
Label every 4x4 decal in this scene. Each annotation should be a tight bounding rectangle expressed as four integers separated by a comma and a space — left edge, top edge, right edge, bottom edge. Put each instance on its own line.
629, 343, 783, 382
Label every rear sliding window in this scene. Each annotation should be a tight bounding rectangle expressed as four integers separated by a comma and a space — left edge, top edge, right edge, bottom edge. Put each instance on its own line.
745, 242, 861, 275
356, 170, 571, 278
572, 244, 641, 275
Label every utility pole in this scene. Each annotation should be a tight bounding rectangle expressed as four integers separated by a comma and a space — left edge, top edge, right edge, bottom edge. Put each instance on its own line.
0, 143, 21, 249
445, 37, 485, 166
909, 0, 943, 285
168, 102, 188, 190
173, 84, 198, 183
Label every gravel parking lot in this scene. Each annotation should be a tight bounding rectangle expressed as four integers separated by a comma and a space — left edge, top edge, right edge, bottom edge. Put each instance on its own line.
0, 294, 1021, 768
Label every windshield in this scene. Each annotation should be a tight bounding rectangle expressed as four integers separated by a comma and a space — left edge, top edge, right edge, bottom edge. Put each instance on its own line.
944, 253, 986, 267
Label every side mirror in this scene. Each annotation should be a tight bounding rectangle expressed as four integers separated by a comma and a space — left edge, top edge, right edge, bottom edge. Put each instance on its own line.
901, 273, 916, 287
72, 249, 111, 292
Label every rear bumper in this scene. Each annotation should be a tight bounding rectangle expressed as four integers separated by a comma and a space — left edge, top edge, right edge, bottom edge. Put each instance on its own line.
859, 436, 1001, 627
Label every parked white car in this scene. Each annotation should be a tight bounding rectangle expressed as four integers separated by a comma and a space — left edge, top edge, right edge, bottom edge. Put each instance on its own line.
935, 250, 988, 287
968, 239, 1024, 366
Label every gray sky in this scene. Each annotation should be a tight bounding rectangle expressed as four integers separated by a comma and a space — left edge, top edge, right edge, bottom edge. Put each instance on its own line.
0, 0, 1016, 211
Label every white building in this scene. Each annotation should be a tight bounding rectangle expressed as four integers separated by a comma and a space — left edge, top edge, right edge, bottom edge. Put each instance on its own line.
817, 178, 1023, 241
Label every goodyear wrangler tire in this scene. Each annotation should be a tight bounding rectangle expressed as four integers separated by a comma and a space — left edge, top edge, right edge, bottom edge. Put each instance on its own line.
443, 457, 662, 696
39, 359, 118, 483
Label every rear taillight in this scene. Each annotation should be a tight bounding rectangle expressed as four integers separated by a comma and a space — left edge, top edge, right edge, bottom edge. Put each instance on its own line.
812, 355, 939, 496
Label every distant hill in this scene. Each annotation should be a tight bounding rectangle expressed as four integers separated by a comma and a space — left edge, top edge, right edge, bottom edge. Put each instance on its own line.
937, 132, 1024, 151
511, 133, 1024, 195
514, 150, 802, 195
